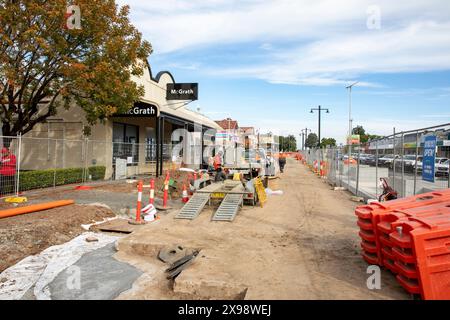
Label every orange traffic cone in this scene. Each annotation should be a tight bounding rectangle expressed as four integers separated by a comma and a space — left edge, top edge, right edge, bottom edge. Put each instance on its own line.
182, 184, 189, 203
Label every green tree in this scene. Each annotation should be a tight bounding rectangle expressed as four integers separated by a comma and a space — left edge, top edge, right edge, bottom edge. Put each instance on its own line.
321, 137, 337, 147
305, 133, 318, 148
278, 135, 297, 152
352, 125, 368, 143
352, 125, 366, 136
0, 0, 152, 136
368, 134, 383, 141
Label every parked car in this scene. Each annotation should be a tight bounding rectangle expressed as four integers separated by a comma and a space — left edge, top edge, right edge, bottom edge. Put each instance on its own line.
414, 157, 448, 175
436, 159, 450, 177
367, 155, 383, 167
378, 154, 399, 167
413, 156, 424, 173
359, 154, 374, 165
390, 155, 417, 172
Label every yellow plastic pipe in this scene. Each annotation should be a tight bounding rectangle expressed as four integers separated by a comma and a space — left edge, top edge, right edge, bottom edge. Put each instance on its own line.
0, 200, 75, 219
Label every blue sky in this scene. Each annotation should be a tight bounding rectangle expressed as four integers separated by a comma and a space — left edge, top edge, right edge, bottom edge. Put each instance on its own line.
118, 0, 450, 144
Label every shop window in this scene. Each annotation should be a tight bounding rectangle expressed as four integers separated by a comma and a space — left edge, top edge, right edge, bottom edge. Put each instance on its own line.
112, 122, 139, 164
145, 127, 156, 162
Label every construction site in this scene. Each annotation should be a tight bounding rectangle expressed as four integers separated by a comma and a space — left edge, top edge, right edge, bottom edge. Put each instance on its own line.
1, 148, 448, 301
1, 0, 450, 308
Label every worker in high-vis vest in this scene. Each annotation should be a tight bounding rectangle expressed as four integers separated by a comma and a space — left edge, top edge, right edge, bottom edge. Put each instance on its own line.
213, 151, 223, 171
0, 147, 17, 195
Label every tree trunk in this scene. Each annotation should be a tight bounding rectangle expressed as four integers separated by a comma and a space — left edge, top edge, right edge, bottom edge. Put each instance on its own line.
2, 122, 11, 137
1, 123, 13, 148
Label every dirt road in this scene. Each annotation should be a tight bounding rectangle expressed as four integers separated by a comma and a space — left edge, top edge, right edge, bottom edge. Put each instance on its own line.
115, 158, 410, 300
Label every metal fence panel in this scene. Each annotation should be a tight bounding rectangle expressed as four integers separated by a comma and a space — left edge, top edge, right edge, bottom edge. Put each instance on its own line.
2, 123, 450, 199
302, 123, 450, 201
0, 136, 20, 197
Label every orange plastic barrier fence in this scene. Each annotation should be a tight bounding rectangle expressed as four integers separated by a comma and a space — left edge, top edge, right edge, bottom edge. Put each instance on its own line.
389, 204, 450, 299
356, 189, 450, 299
355, 190, 450, 265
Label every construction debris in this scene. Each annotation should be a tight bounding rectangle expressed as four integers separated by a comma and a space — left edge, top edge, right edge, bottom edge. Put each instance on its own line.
158, 245, 192, 264
265, 188, 284, 196
165, 250, 199, 280
4, 197, 27, 203
350, 196, 364, 203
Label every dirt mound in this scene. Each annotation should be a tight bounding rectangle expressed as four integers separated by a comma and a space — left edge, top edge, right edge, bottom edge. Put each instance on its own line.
0, 204, 115, 273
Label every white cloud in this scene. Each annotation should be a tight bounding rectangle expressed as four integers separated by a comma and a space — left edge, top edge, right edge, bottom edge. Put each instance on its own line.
207, 21, 450, 86
117, 0, 450, 86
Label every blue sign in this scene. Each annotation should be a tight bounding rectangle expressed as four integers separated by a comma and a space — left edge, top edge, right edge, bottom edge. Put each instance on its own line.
422, 135, 437, 182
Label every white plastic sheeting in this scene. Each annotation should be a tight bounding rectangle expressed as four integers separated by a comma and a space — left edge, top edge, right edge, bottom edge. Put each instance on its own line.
0, 232, 118, 300
265, 188, 284, 196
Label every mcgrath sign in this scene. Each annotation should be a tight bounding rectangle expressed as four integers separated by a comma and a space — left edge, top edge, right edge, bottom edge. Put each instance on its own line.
422, 135, 437, 183
166, 83, 198, 101
114, 102, 158, 117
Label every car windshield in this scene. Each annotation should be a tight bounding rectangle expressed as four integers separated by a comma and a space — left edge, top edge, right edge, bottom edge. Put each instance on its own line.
404, 155, 416, 160
382, 155, 394, 159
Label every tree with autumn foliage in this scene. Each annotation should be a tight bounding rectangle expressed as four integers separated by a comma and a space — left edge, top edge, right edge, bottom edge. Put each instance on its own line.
0, 0, 152, 137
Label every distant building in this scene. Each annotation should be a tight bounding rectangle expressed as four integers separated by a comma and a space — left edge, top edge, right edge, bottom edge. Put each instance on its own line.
239, 127, 257, 149
214, 118, 241, 147
259, 132, 279, 154
368, 128, 450, 157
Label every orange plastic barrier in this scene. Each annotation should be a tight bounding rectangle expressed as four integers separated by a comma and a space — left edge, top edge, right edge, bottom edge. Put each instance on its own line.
313, 160, 318, 173
319, 161, 328, 177
344, 158, 357, 165
0, 200, 75, 219
389, 204, 450, 299
378, 202, 450, 274
355, 190, 450, 266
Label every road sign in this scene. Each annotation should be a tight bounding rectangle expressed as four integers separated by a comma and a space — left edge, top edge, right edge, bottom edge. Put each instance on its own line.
347, 134, 360, 145
422, 135, 437, 183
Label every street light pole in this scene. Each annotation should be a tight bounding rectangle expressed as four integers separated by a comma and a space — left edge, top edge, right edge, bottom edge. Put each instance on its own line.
345, 81, 358, 149
310, 106, 330, 148
301, 128, 311, 150
300, 133, 304, 150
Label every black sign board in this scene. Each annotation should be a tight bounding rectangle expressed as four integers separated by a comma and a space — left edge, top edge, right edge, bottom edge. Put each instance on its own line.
166, 83, 198, 101
113, 102, 158, 117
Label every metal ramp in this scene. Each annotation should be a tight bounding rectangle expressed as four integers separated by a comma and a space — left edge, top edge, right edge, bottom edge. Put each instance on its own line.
175, 193, 210, 220
212, 193, 244, 222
